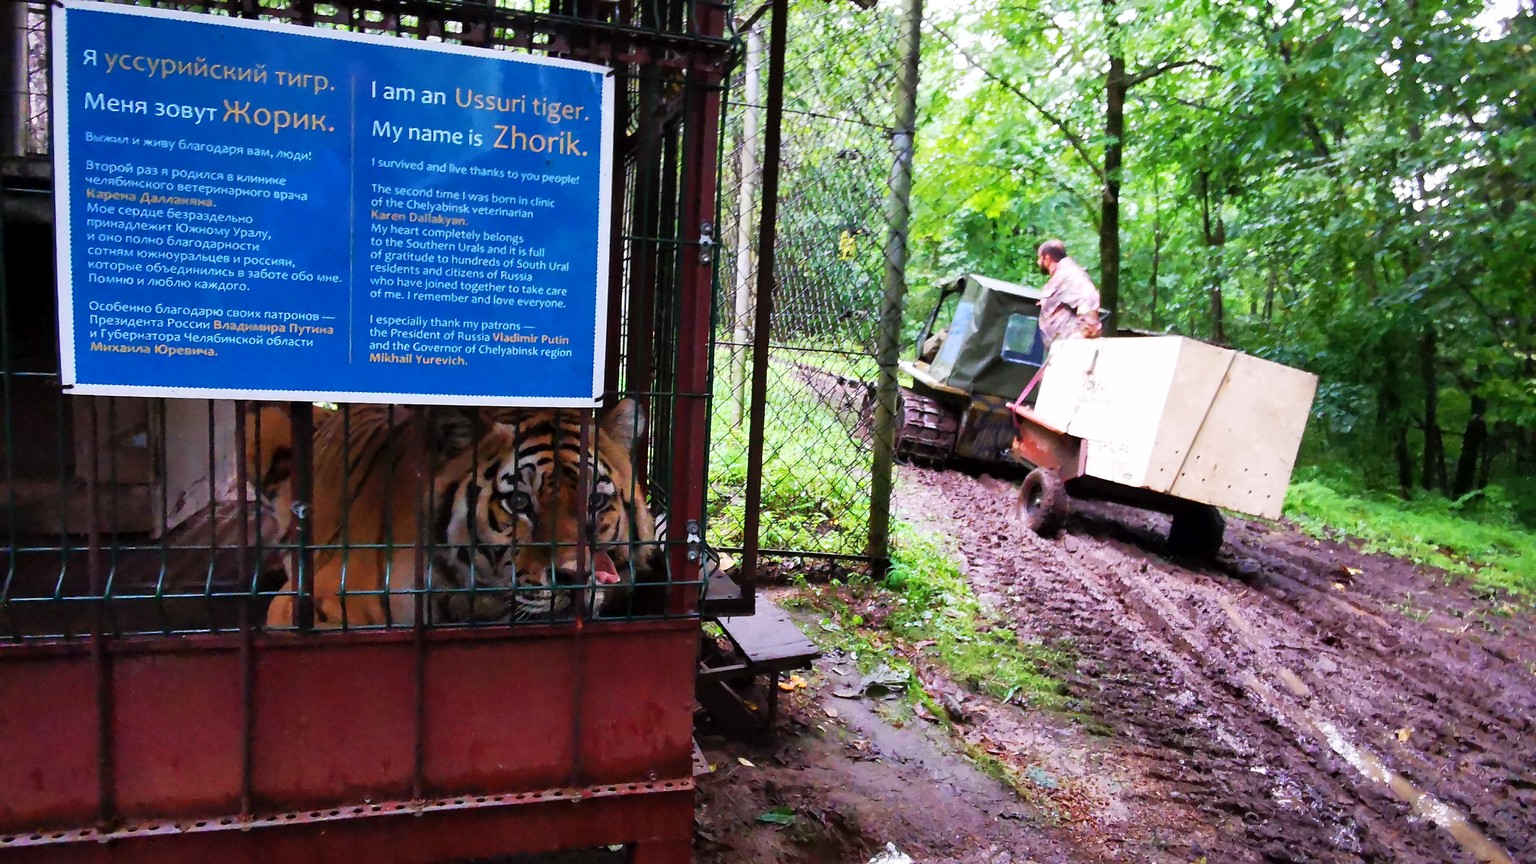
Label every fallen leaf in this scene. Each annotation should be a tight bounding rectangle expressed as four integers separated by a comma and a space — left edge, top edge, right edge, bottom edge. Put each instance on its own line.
1395, 727, 1412, 743
824, 707, 839, 718
778, 674, 808, 692
1340, 566, 1363, 578
756, 806, 796, 825
1331, 582, 1347, 592
737, 757, 755, 768
912, 640, 937, 650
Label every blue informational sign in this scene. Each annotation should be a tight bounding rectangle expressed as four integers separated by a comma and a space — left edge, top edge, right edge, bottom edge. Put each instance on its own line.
53, 0, 613, 405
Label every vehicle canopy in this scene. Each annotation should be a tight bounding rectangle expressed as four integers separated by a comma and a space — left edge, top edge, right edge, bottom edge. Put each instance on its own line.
924, 273, 1046, 398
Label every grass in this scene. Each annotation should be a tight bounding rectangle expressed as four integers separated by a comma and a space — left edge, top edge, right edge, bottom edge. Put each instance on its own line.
781, 520, 1073, 810
707, 346, 873, 556
789, 521, 1068, 709
1283, 468, 1536, 599
881, 525, 1069, 707
781, 588, 1049, 798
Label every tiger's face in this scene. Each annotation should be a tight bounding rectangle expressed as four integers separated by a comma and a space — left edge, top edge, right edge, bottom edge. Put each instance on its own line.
431, 399, 658, 623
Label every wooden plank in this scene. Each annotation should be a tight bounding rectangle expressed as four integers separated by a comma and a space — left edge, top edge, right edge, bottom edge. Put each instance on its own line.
1166, 352, 1318, 519
1141, 338, 1237, 495
898, 359, 967, 396
1033, 338, 1182, 487
717, 601, 818, 669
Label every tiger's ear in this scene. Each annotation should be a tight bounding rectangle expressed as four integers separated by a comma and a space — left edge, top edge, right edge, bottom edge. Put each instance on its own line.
601, 398, 647, 450
478, 405, 519, 426
425, 406, 479, 461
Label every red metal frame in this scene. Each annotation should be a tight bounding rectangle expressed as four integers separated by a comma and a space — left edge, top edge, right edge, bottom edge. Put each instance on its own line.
1, 1, 733, 859
3, 789, 694, 864
665, 0, 726, 618
0, 622, 698, 860
1008, 405, 1084, 481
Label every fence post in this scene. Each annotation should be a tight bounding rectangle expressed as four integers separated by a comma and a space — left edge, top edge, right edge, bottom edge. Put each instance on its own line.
0, 1, 26, 157
868, 0, 923, 578
729, 23, 763, 429
738, 0, 786, 613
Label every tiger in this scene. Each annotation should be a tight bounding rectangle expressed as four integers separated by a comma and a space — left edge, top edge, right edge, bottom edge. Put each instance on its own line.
241, 401, 336, 543
251, 399, 666, 629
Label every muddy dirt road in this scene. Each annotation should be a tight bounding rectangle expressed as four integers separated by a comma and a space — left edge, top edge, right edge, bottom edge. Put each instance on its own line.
696, 464, 1534, 863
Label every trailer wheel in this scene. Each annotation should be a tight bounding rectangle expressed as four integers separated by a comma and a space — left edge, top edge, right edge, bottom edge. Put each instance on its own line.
1168, 503, 1225, 559
1017, 468, 1069, 535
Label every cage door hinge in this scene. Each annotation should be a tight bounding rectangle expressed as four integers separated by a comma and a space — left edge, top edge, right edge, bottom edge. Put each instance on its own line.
685, 520, 703, 562
697, 222, 715, 264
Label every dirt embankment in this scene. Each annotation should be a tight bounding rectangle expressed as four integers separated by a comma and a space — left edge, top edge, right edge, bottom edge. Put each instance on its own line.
696, 464, 1534, 864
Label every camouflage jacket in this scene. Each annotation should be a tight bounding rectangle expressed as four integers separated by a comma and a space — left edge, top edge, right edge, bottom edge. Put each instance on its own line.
1038, 257, 1102, 346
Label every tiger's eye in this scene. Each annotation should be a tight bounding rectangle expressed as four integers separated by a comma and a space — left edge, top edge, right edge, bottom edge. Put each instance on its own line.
500, 490, 532, 515
588, 492, 611, 511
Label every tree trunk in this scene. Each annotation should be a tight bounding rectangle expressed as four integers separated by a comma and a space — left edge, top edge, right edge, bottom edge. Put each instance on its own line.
1420, 328, 1445, 491
1196, 169, 1227, 344
1476, 422, 1499, 491
1263, 262, 1277, 323
1148, 184, 1162, 329
1100, 0, 1125, 320
728, 24, 764, 429
1452, 394, 1488, 497
1380, 384, 1412, 496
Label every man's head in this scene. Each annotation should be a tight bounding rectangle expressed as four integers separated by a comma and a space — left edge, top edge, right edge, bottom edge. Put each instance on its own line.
1037, 239, 1067, 276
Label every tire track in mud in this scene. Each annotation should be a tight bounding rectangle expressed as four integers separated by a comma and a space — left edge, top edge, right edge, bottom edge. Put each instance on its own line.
895, 465, 1533, 864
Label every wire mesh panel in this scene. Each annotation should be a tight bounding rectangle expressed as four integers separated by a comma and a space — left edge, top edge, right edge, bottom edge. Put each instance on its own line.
710, 0, 901, 566
1, 0, 722, 636
0, 0, 732, 857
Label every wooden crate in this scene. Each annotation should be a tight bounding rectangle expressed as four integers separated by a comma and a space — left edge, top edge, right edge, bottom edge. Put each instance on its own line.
1032, 336, 1317, 520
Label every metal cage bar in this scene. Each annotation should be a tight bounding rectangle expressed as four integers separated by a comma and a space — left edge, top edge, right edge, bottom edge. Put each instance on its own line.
0, 0, 739, 859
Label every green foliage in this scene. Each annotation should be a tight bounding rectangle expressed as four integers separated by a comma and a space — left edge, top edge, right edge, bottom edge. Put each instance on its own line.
789, 521, 1068, 713
910, 0, 1536, 515
707, 350, 872, 555
1283, 470, 1536, 599
881, 525, 1068, 708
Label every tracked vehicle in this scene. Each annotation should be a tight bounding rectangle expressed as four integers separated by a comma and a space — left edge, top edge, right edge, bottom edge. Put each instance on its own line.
895, 273, 1048, 465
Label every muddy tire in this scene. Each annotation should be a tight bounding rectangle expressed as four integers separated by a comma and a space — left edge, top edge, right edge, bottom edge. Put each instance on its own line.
1168, 503, 1225, 559
1016, 468, 1069, 536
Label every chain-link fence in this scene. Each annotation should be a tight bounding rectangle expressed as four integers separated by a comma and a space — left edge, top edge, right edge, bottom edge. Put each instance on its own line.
709, 0, 909, 572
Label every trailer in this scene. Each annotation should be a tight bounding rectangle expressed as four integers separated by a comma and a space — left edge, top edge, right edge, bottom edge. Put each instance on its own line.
1008, 336, 1319, 558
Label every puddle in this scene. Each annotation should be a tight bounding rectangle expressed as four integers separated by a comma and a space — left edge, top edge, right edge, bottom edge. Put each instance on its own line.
1313, 719, 1514, 864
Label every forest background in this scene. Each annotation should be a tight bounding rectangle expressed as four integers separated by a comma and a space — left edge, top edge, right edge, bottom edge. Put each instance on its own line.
897, 0, 1535, 535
